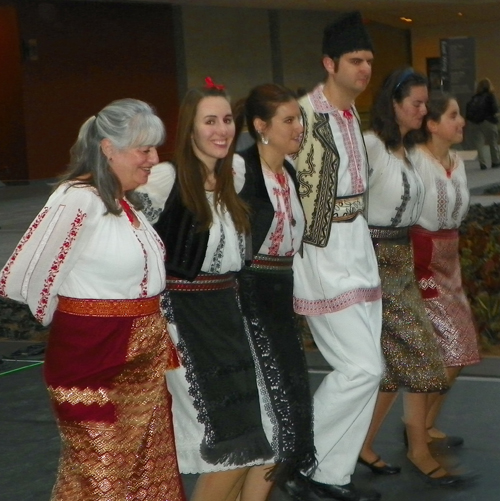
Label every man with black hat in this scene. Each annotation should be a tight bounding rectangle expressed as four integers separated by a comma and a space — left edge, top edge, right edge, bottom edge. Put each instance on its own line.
287, 11, 383, 501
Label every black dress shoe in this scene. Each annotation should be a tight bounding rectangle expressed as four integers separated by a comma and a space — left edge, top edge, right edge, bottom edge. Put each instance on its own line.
357, 455, 401, 475
411, 464, 477, 487
307, 477, 381, 501
480, 163, 488, 170
492, 163, 500, 168
281, 473, 317, 500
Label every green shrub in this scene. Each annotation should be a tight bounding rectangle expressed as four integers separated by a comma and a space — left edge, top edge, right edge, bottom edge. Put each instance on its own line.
460, 204, 500, 353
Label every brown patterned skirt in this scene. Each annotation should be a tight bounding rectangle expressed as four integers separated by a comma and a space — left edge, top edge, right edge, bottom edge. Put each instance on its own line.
411, 226, 480, 367
44, 296, 185, 501
372, 236, 448, 393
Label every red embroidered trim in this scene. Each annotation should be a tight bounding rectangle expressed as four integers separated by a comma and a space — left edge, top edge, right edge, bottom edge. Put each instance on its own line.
0, 208, 49, 296
135, 235, 149, 297
293, 286, 382, 316
268, 185, 286, 255
118, 200, 149, 296
332, 110, 365, 195
119, 199, 135, 224
35, 210, 86, 321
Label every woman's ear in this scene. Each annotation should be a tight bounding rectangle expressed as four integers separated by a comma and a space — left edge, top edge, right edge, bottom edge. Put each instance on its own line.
426, 119, 439, 135
253, 117, 267, 135
100, 138, 114, 161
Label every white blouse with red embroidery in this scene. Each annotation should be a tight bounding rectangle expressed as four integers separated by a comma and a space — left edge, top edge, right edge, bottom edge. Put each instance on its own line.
0, 182, 166, 326
232, 154, 305, 257
412, 147, 470, 231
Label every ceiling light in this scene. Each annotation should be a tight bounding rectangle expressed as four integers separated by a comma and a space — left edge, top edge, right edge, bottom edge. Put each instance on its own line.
400, 17, 413, 23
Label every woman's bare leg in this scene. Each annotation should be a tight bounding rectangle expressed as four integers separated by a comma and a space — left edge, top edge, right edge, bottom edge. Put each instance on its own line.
359, 391, 399, 465
190, 468, 249, 501
240, 464, 275, 501
404, 392, 448, 477
225, 469, 250, 501
426, 367, 462, 439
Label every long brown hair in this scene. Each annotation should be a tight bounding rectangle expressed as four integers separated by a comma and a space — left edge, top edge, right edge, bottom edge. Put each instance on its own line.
174, 86, 250, 234
370, 67, 428, 150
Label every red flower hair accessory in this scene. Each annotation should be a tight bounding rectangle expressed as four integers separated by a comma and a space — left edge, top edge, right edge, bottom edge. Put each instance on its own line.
204, 76, 225, 91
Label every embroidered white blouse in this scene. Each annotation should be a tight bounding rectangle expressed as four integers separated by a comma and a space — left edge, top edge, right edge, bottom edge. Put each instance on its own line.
136, 162, 245, 273
364, 132, 425, 227
232, 154, 304, 257
412, 148, 470, 230
0, 183, 166, 326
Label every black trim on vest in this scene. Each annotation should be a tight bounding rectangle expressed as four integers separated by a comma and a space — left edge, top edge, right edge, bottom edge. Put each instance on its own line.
154, 181, 209, 281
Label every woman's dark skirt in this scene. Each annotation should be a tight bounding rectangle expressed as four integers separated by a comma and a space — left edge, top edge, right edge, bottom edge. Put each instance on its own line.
237, 256, 316, 481
163, 274, 274, 470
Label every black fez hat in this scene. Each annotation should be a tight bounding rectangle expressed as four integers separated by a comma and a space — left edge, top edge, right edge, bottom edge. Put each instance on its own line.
322, 11, 374, 59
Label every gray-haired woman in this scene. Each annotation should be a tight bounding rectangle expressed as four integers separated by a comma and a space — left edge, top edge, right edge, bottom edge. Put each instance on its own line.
0, 98, 185, 501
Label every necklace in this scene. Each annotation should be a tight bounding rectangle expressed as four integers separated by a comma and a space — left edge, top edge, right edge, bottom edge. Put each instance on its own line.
259, 155, 284, 175
424, 146, 452, 173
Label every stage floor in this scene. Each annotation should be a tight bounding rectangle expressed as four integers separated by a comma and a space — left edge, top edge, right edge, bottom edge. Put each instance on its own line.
1, 347, 499, 501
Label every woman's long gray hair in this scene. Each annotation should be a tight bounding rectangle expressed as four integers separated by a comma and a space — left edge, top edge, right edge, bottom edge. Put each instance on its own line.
58, 98, 165, 215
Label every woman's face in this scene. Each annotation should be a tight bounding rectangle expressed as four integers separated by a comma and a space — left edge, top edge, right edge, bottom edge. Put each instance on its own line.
394, 84, 428, 136
106, 144, 159, 193
429, 99, 465, 145
191, 96, 235, 168
257, 100, 304, 156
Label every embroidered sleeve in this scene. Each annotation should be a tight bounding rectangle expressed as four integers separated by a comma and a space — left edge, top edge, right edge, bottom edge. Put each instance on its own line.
136, 162, 175, 224
0, 185, 102, 326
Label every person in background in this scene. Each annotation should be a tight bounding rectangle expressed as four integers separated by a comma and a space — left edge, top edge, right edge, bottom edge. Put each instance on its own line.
137, 80, 276, 501
411, 93, 481, 447
360, 69, 462, 487
233, 83, 316, 487
0, 99, 185, 500
465, 78, 500, 170
285, 11, 383, 501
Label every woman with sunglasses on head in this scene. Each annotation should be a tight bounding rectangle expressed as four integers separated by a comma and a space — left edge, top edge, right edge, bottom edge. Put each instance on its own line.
410, 93, 480, 447
358, 68, 462, 486
137, 79, 276, 501
232, 83, 316, 491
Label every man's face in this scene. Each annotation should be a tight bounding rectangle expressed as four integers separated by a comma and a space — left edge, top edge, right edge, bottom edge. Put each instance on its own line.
325, 50, 374, 98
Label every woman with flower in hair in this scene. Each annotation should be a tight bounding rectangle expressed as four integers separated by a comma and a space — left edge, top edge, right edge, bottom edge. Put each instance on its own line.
137, 79, 275, 500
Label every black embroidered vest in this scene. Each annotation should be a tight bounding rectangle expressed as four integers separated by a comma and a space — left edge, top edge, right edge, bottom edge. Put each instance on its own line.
154, 181, 209, 281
